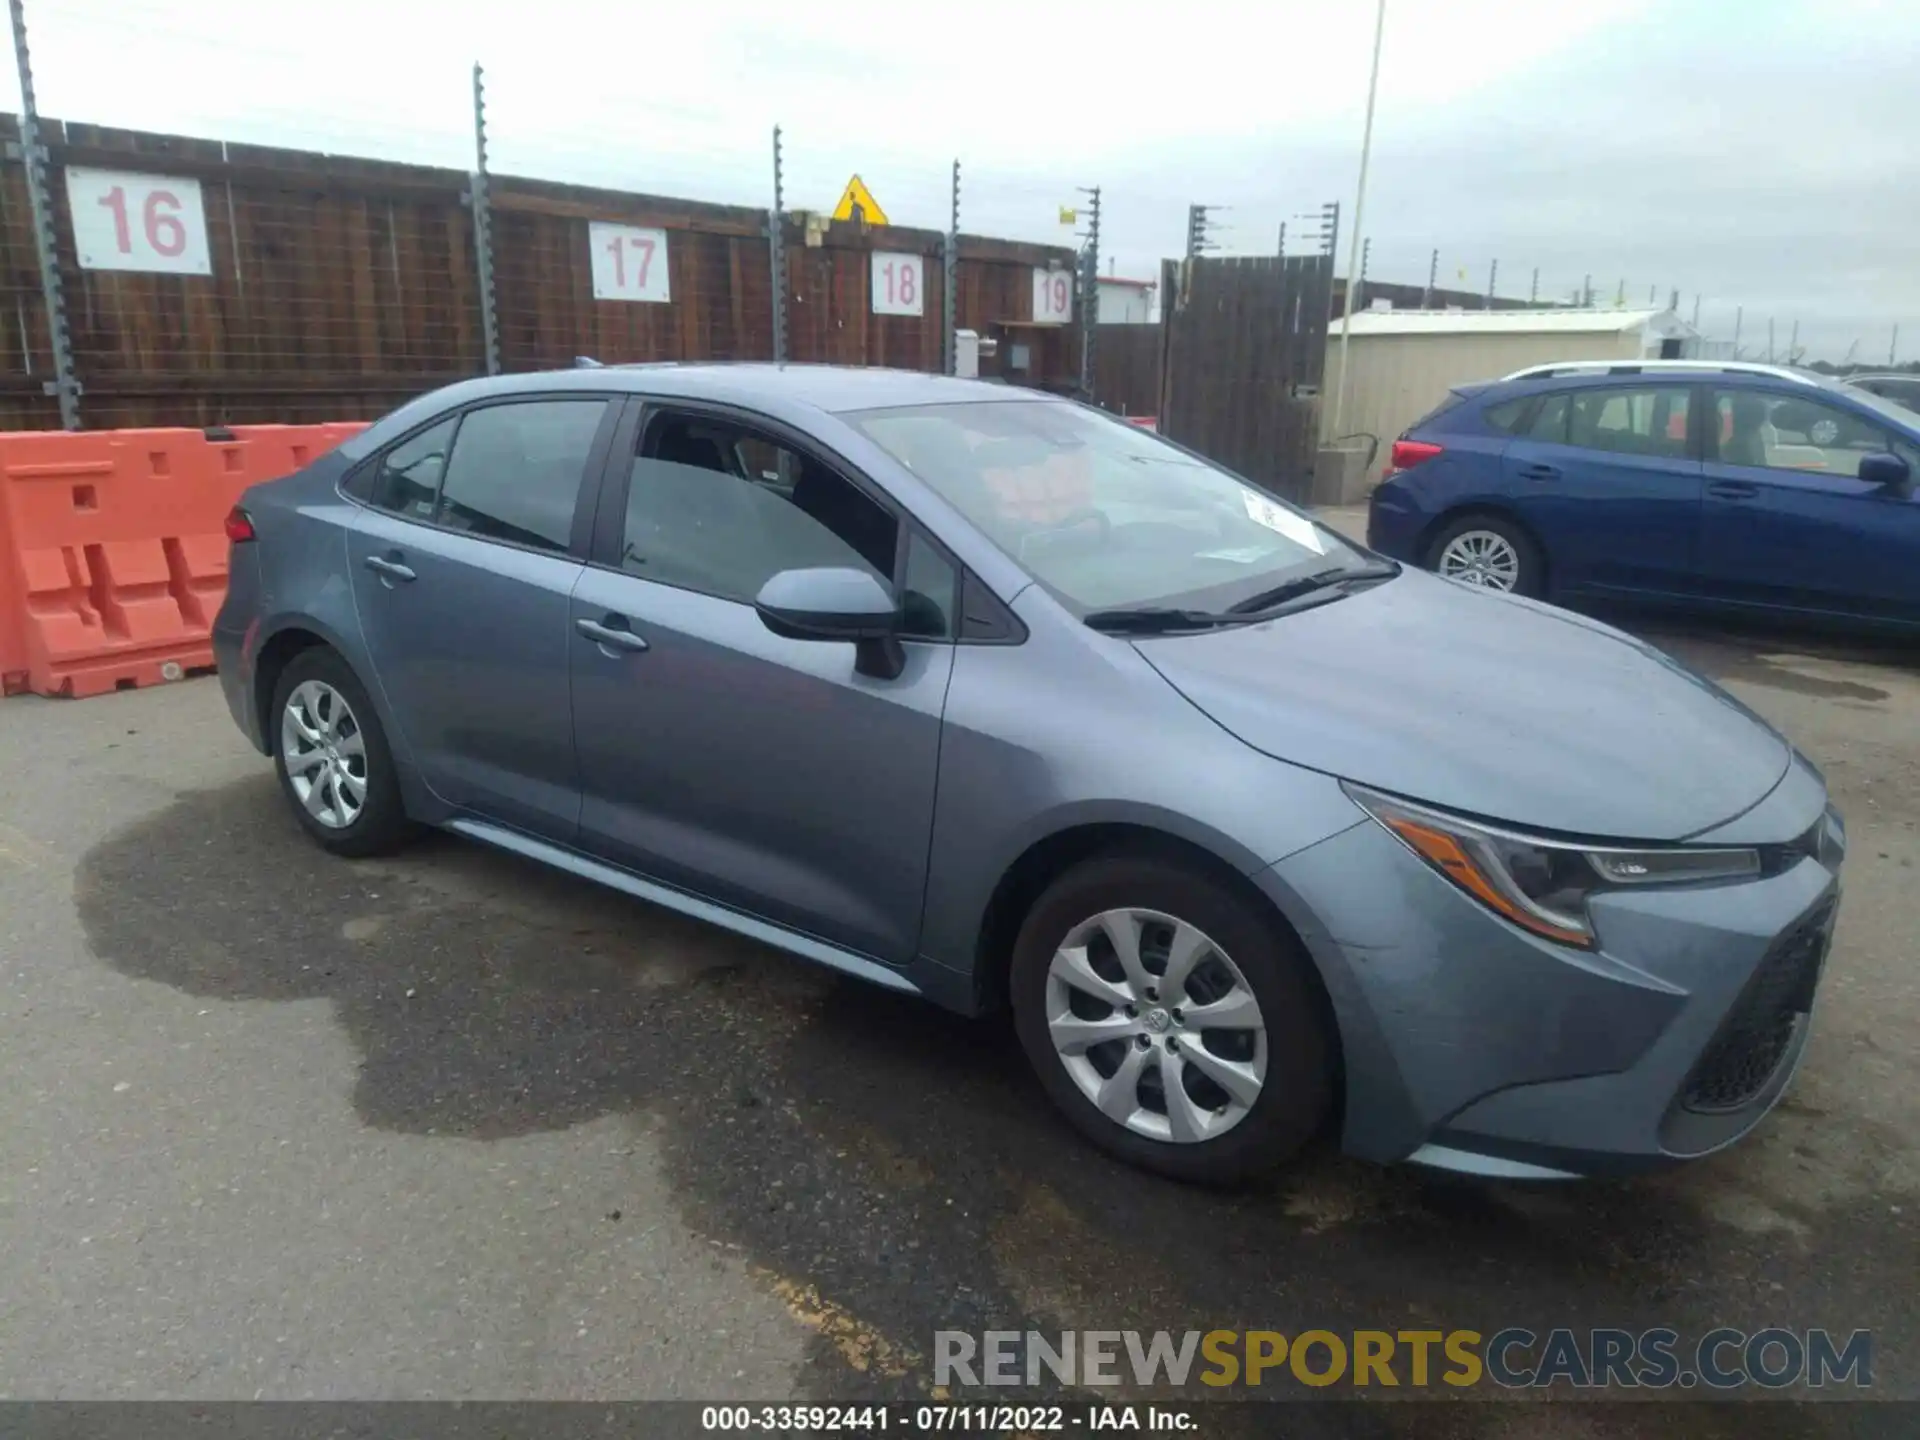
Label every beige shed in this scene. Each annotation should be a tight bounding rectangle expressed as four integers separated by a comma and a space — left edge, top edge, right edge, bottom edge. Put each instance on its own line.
1321, 307, 1700, 462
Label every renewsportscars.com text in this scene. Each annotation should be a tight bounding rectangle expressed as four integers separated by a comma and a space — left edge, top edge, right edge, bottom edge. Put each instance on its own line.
934, 1327, 1873, 1391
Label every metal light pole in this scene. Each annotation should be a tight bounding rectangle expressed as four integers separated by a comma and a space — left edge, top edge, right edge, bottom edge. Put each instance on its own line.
1330, 0, 1387, 437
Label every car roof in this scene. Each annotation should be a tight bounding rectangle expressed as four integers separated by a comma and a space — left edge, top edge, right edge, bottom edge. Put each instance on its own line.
1468, 362, 1870, 407
1500, 359, 1825, 386
335, 363, 1048, 461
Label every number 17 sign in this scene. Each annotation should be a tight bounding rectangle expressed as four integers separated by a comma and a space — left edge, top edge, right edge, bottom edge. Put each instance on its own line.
589, 222, 672, 303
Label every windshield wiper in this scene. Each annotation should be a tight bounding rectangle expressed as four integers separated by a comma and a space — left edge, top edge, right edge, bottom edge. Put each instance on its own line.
1225, 561, 1399, 615
1082, 607, 1242, 634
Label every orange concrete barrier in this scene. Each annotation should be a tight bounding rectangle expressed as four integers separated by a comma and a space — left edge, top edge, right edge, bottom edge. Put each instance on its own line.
0, 424, 366, 699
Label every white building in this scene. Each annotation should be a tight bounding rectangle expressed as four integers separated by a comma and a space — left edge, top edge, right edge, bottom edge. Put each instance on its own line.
1321, 306, 1700, 453
1096, 275, 1157, 325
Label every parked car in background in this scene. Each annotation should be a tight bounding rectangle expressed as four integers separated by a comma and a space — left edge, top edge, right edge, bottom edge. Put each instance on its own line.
216, 364, 1844, 1184
1845, 372, 1920, 413
1367, 360, 1920, 633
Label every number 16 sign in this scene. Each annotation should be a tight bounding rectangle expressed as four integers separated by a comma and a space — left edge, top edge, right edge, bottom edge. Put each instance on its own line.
589, 222, 672, 303
66, 167, 213, 275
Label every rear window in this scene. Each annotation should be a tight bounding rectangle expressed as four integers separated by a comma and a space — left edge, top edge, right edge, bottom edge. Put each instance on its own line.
1404, 388, 1480, 433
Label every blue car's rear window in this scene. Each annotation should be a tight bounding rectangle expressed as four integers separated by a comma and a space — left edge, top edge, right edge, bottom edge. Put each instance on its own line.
1405, 386, 1486, 434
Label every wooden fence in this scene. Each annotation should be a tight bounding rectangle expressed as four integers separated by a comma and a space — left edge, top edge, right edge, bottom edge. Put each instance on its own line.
0, 116, 1081, 430
1156, 255, 1332, 500
1090, 323, 1161, 419
1337, 277, 1535, 314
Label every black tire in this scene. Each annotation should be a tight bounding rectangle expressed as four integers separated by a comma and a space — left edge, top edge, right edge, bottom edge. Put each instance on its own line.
269, 647, 414, 858
1423, 512, 1545, 598
1010, 852, 1333, 1184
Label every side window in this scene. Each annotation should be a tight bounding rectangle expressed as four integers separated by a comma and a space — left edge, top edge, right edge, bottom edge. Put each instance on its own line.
1481, 398, 1532, 435
1566, 386, 1691, 460
368, 416, 458, 520
1521, 393, 1571, 443
621, 415, 901, 607
435, 400, 607, 552
1713, 389, 1890, 480
900, 531, 957, 639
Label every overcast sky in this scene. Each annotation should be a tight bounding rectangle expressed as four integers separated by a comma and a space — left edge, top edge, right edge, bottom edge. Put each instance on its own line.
13, 0, 1915, 361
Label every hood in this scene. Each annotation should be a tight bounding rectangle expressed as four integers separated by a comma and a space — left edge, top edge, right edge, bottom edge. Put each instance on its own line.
1136, 569, 1791, 842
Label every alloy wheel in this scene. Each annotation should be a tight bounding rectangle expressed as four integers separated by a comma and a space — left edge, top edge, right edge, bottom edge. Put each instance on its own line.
280, 679, 369, 829
1437, 530, 1521, 591
1044, 908, 1268, 1144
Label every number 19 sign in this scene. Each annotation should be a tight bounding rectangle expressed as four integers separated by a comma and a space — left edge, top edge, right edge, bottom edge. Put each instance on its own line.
589, 222, 672, 303
66, 167, 213, 275
1032, 267, 1073, 324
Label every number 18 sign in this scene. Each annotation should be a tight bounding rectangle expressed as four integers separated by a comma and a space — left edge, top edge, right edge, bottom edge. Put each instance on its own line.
66, 167, 213, 275
589, 222, 672, 303
870, 252, 923, 317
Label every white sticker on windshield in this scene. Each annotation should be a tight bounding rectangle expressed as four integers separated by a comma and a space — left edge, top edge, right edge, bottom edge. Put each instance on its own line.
1197, 545, 1279, 564
1241, 492, 1327, 553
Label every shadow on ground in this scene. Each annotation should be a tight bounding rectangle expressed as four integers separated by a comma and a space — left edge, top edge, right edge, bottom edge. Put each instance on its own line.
75, 776, 1915, 1437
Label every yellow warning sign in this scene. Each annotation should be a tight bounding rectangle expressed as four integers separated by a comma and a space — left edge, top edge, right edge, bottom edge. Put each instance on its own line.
831, 175, 890, 226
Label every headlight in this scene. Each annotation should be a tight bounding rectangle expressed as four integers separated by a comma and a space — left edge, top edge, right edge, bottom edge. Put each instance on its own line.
1344, 784, 1761, 948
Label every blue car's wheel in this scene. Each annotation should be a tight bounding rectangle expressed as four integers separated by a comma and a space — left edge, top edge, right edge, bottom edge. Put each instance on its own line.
1426, 514, 1543, 598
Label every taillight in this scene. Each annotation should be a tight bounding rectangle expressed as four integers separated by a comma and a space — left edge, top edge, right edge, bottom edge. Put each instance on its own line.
224, 506, 256, 543
1386, 439, 1444, 477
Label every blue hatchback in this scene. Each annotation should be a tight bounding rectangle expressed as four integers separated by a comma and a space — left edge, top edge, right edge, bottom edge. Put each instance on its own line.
1367, 362, 1920, 632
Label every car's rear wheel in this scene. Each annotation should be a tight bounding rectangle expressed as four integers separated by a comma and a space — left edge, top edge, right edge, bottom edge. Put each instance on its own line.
271, 648, 413, 858
1010, 853, 1332, 1183
1426, 514, 1543, 597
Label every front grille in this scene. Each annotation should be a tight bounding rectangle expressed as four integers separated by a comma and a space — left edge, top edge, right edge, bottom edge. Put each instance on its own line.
1682, 898, 1834, 1114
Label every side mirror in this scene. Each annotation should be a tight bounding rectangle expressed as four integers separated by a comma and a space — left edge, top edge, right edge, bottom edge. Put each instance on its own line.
1858, 452, 1913, 493
754, 566, 906, 679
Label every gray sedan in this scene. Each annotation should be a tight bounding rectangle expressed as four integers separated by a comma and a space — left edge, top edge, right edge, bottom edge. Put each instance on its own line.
213, 365, 1845, 1182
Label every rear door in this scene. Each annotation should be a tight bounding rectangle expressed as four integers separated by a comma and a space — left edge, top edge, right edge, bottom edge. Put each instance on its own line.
1497, 382, 1703, 597
568, 403, 958, 964
346, 395, 617, 840
1696, 385, 1920, 622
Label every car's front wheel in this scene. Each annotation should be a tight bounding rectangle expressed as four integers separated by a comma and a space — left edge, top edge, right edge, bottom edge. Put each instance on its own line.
1010, 853, 1332, 1183
1426, 513, 1543, 597
270, 648, 413, 858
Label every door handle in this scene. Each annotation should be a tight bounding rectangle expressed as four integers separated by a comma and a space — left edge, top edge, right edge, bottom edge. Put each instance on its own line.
1708, 480, 1760, 500
363, 554, 416, 583
576, 615, 650, 653
1516, 463, 1560, 481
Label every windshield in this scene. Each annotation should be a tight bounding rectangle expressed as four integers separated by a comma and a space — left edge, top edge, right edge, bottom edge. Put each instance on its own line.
849, 400, 1367, 613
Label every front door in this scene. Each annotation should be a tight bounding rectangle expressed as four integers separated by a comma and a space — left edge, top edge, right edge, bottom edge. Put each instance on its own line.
1497, 382, 1703, 597
346, 396, 614, 840
1697, 385, 1920, 621
570, 408, 958, 963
